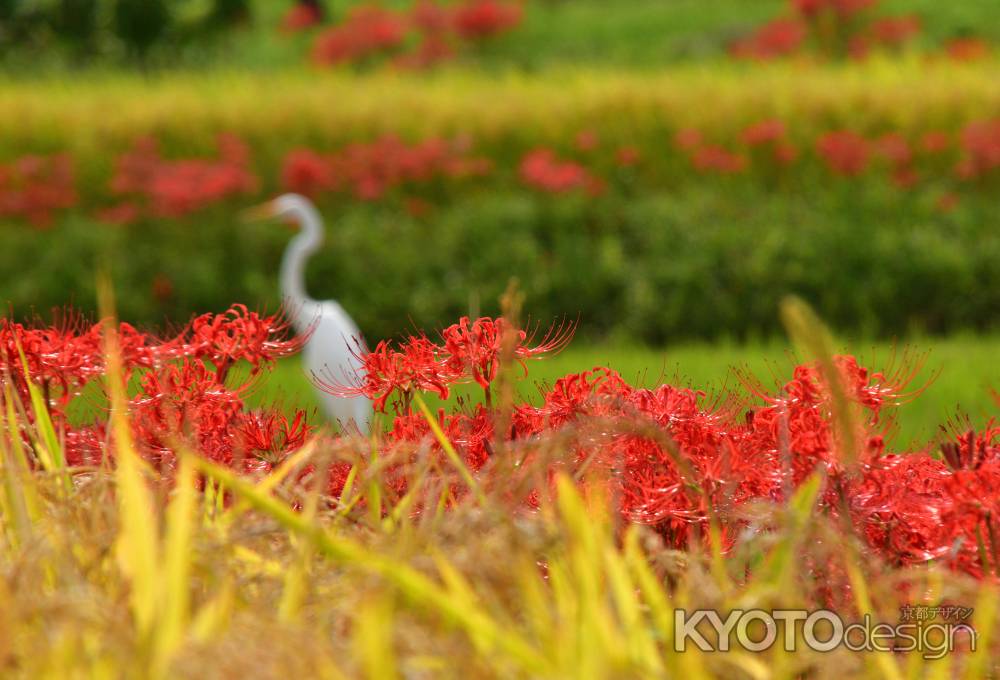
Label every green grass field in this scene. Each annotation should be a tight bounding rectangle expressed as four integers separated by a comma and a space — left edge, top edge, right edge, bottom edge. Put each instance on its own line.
248, 334, 1000, 448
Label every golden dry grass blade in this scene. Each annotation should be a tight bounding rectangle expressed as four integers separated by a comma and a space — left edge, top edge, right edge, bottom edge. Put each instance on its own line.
189, 453, 551, 675
355, 592, 399, 680
412, 393, 487, 506
13, 343, 69, 490
780, 296, 859, 465
153, 454, 197, 675
962, 583, 998, 680
98, 275, 162, 641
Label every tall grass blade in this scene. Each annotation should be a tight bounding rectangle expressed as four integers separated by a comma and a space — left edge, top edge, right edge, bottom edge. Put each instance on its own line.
412, 393, 487, 505
189, 453, 549, 674
153, 454, 197, 675
98, 275, 162, 641
780, 296, 859, 465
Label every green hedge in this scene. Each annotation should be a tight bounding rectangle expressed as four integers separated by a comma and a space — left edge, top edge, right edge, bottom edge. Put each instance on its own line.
3, 181, 996, 343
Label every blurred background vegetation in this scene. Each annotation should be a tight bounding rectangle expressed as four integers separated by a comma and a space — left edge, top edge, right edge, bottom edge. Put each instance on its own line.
0, 0, 997, 346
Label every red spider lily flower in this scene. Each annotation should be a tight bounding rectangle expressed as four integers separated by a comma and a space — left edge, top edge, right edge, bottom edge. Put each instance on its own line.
848, 453, 956, 566
730, 18, 806, 60
0, 318, 99, 407
107, 135, 258, 219
945, 37, 991, 62
395, 34, 456, 69
920, 130, 951, 154
742, 119, 787, 146
673, 128, 702, 151
403, 196, 433, 217
518, 367, 633, 431
519, 148, 604, 194
847, 35, 871, 60
575, 130, 600, 152
691, 146, 747, 174
282, 136, 490, 201
441, 316, 575, 391
281, 2, 323, 33
454, 0, 523, 39
319, 335, 456, 413
64, 424, 108, 468
956, 119, 1000, 180
892, 166, 918, 189
940, 425, 999, 472
311, 5, 407, 66
0, 316, 171, 411
816, 130, 870, 176
874, 132, 914, 182
615, 146, 641, 167
741, 120, 798, 166
281, 149, 335, 197
181, 304, 306, 380
388, 404, 495, 472
792, 0, 825, 17
0, 154, 77, 228
774, 142, 799, 165
871, 15, 921, 47
234, 409, 311, 468
935, 191, 959, 213
131, 359, 246, 467
96, 202, 142, 226
410, 0, 455, 34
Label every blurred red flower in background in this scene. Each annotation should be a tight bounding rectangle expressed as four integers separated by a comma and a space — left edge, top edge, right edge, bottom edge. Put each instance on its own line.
0, 154, 76, 227
871, 14, 921, 47
312, 5, 408, 65
519, 148, 605, 195
454, 0, 523, 39
729, 18, 806, 60
946, 37, 991, 61
816, 130, 870, 176
104, 134, 257, 223
692, 145, 747, 174
281, 135, 491, 201
956, 119, 1000, 180
281, 2, 323, 33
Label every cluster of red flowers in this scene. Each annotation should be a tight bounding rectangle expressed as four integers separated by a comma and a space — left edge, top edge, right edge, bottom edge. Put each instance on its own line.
281, 2, 324, 33
731, 0, 927, 60
318, 315, 575, 411
518, 148, 606, 195
309, 1, 523, 69
0, 305, 306, 472
3, 309, 1000, 580
0, 154, 76, 227
101, 134, 258, 225
281, 136, 492, 201
2, 117, 998, 229
670, 117, 1000, 199
957, 119, 1000, 180
326, 320, 1000, 580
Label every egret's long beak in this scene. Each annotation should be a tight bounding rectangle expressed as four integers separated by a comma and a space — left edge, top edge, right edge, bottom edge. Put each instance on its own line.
241, 200, 277, 222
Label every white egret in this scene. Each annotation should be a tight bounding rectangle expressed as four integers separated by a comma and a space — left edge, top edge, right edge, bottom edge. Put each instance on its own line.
246, 193, 372, 432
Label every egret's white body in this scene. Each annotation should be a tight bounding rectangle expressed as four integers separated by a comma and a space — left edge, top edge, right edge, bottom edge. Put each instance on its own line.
273, 194, 372, 432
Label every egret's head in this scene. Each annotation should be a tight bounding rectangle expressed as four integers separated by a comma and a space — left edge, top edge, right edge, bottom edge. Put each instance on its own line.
242, 193, 315, 228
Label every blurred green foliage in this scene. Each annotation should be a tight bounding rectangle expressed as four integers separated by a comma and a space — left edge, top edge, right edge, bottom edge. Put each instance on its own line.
0, 0, 251, 65
3, 184, 996, 343
1, 0, 999, 72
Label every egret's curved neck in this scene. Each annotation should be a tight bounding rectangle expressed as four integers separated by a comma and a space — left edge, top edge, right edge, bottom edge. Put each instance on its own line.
280, 202, 325, 328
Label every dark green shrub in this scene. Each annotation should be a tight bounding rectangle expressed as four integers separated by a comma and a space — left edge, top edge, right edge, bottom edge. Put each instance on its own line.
112, 0, 170, 58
